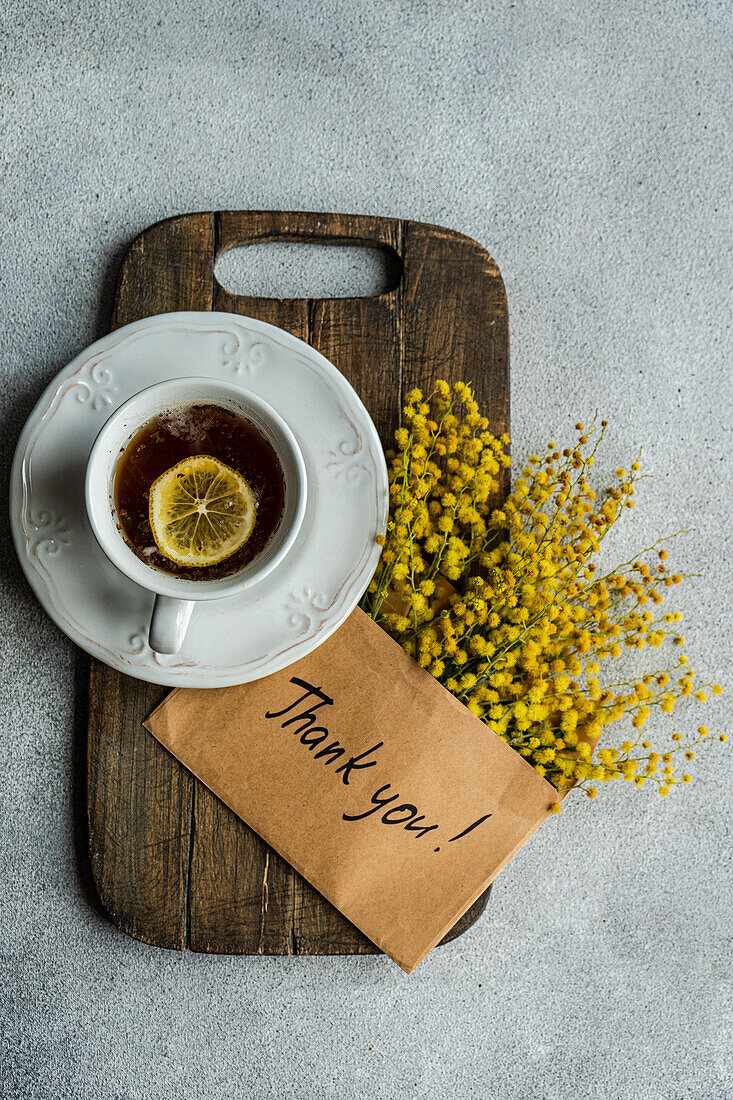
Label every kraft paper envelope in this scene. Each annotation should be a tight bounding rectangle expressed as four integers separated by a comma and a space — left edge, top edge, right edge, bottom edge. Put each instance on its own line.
145, 609, 558, 973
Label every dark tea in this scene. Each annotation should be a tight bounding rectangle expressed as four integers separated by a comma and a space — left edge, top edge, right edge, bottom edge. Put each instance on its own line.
114, 403, 285, 580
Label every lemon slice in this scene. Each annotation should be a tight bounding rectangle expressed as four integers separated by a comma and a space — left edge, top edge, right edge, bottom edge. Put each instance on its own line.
149, 455, 256, 568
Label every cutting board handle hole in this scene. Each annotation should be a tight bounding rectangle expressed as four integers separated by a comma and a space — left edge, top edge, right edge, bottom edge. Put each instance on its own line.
214, 242, 402, 300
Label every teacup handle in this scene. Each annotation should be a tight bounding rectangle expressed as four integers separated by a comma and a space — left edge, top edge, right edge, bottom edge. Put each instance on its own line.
149, 596, 195, 655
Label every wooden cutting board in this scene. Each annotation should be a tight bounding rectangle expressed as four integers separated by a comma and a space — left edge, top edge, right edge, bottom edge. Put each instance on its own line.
87, 211, 509, 955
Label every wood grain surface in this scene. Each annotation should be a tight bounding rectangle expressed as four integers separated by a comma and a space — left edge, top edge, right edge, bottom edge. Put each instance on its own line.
87, 211, 509, 955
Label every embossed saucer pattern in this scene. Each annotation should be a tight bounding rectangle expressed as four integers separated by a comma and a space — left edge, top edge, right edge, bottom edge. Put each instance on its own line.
10, 312, 388, 687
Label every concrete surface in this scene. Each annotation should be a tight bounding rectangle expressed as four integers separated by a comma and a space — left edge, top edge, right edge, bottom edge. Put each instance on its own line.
1, 2, 731, 1098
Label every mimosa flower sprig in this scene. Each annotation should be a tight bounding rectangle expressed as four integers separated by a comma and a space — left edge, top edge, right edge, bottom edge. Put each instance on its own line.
361, 381, 725, 806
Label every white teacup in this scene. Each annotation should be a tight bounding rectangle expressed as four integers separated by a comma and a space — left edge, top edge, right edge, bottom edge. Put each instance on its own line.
86, 377, 307, 655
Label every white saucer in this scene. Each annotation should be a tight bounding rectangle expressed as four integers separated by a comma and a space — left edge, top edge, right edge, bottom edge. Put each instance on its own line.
10, 312, 388, 687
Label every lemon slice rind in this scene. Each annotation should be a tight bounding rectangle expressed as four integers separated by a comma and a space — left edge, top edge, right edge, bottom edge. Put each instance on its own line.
149, 455, 256, 568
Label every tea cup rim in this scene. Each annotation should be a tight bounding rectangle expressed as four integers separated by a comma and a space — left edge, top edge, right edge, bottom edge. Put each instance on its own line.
85, 377, 307, 601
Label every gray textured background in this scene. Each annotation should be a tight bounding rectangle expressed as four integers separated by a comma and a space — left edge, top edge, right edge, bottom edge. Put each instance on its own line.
2, 2, 731, 1098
